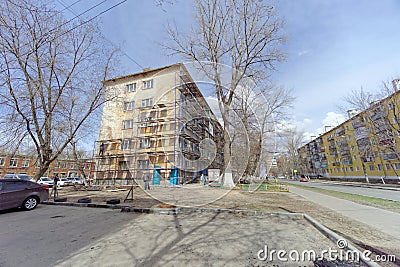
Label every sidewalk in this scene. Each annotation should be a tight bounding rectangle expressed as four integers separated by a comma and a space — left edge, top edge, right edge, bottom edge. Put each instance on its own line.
290, 186, 400, 240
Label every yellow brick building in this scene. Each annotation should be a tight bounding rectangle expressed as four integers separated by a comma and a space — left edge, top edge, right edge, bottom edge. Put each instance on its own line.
299, 89, 400, 182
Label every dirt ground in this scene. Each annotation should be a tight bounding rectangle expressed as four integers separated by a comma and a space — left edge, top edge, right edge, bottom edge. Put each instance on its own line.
53, 184, 399, 266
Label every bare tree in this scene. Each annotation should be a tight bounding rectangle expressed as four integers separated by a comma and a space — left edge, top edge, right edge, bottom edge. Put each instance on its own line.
231, 83, 293, 177
166, 0, 285, 179
0, 0, 119, 179
279, 127, 306, 177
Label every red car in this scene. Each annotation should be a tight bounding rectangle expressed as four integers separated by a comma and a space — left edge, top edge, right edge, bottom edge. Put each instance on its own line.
299, 177, 309, 182
0, 179, 49, 211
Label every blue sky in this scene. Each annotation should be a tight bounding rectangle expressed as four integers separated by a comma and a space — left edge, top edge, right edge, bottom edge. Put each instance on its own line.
58, 0, 400, 140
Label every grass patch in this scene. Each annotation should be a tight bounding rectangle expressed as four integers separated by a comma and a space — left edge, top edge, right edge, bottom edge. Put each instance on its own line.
288, 183, 400, 212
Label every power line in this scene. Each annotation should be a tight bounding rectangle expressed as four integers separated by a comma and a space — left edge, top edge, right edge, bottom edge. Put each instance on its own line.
0, 0, 128, 74
57, 0, 144, 70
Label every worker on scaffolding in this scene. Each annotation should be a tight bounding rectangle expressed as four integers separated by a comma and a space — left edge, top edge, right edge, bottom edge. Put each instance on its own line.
99, 142, 105, 156
143, 173, 150, 190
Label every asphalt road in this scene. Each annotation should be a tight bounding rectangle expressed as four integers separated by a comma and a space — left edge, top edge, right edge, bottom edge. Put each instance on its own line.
0, 205, 136, 267
286, 180, 400, 202
0, 205, 336, 267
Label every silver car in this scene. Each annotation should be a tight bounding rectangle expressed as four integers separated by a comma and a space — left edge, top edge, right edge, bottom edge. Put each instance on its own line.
0, 179, 49, 211
3, 174, 33, 181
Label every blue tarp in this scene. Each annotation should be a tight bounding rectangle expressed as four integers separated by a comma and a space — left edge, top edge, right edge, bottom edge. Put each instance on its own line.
169, 166, 178, 185
153, 166, 161, 185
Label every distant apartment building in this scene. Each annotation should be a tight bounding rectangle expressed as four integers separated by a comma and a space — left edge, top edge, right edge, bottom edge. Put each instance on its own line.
0, 154, 95, 179
95, 63, 224, 184
298, 83, 400, 182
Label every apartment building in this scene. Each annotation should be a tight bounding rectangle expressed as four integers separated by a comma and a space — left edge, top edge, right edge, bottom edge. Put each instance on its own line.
299, 85, 400, 182
0, 154, 95, 179
95, 63, 224, 184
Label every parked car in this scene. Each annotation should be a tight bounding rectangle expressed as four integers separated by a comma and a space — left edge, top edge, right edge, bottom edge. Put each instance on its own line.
3, 174, 33, 181
37, 177, 54, 187
67, 177, 84, 185
57, 178, 72, 187
299, 177, 309, 182
0, 179, 49, 211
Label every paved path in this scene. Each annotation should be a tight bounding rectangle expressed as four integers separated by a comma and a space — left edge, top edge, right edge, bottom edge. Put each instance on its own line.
0, 205, 334, 267
290, 186, 400, 241
286, 180, 400, 202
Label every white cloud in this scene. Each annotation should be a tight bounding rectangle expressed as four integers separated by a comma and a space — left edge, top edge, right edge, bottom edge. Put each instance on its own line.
297, 50, 310, 56
314, 111, 346, 135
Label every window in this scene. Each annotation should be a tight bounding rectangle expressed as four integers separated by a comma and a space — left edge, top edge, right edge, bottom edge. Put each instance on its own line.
126, 83, 136, 92
137, 160, 150, 169
350, 167, 354, 172
369, 165, 375, 171
143, 79, 153, 89
119, 161, 129, 170
141, 98, 153, 108
393, 163, 400, 170
62, 162, 67, 168
70, 163, 75, 169
22, 159, 30, 168
0, 157, 5, 166
356, 166, 360, 171
9, 158, 18, 167
377, 164, 382, 171
138, 138, 151, 149
121, 139, 133, 150
122, 120, 134, 129
386, 164, 391, 170
353, 155, 357, 160
5, 181, 28, 190
124, 101, 135, 111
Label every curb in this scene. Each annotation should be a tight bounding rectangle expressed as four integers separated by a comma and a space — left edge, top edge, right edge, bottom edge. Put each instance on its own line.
304, 214, 381, 267
43, 201, 130, 210
329, 182, 400, 192
121, 206, 304, 218
312, 181, 400, 191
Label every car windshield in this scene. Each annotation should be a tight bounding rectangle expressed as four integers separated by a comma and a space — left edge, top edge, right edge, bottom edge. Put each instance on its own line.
41, 178, 51, 181
18, 175, 31, 180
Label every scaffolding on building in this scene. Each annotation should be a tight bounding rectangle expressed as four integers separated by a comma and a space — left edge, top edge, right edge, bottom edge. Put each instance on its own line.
92, 65, 224, 186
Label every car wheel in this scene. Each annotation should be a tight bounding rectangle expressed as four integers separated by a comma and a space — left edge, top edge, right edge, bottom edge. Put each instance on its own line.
77, 198, 91, 203
23, 196, 38, 210
106, 199, 120, 205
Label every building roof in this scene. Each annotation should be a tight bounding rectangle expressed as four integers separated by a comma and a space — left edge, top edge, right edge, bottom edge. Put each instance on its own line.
300, 87, 400, 148
103, 63, 183, 84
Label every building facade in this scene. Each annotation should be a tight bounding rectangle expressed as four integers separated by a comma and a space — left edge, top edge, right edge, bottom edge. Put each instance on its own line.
0, 154, 95, 179
95, 63, 224, 184
299, 88, 400, 182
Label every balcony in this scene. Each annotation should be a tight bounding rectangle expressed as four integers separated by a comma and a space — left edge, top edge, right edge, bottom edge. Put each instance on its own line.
383, 153, 397, 160
361, 157, 374, 163
335, 127, 345, 136
370, 111, 385, 121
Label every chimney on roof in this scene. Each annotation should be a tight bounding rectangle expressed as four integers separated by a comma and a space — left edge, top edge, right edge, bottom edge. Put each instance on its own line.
392, 79, 400, 91
143, 67, 152, 72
